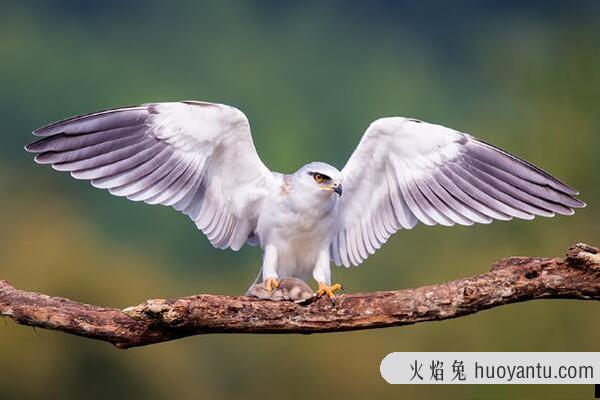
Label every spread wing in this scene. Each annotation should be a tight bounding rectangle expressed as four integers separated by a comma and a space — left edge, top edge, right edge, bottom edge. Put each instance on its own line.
332, 117, 585, 267
26, 101, 273, 250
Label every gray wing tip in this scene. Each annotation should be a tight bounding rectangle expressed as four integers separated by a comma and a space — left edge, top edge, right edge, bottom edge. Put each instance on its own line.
24, 141, 36, 153
25, 136, 51, 153
563, 194, 586, 209
468, 139, 581, 196
573, 198, 586, 208
30, 104, 150, 138
467, 138, 587, 213
33, 120, 67, 137
32, 126, 50, 137
559, 185, 579, 197
33, 153, 48, 164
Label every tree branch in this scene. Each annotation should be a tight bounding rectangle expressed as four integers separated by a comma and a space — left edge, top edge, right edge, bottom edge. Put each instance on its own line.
1, 243, 599, 349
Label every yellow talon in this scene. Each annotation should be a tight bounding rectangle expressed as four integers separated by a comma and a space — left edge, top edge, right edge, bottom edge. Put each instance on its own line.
317, 282, 342, 299
265, 277, 280, 292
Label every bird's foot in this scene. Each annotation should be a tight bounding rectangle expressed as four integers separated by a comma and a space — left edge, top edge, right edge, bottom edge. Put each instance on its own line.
316, 282, 342, 300
264, 277, 280, 292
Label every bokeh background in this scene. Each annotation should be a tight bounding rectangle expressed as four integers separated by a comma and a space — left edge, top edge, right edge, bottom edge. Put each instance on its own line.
1, 1, 599, 399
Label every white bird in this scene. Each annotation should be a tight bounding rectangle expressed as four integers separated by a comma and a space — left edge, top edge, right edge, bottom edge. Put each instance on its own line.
26, 101, 585, 300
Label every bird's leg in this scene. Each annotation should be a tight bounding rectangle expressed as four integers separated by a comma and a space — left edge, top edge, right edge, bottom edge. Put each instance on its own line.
262, 244, 279, 292
313, 250, 342, 300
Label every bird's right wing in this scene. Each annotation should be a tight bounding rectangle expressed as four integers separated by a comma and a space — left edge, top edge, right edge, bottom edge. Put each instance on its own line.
332, 117, 585, 267
26, 101, 273, 250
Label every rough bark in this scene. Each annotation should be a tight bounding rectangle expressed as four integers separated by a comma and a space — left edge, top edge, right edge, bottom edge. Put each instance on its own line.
1, 243, 598, 349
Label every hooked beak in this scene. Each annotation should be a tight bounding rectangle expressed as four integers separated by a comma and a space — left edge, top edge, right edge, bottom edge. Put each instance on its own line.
333, 183, 343, 197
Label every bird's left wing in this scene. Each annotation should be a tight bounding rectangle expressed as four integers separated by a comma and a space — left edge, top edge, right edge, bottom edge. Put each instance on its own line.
332, 117, 585, 267
26, 101, 273, 251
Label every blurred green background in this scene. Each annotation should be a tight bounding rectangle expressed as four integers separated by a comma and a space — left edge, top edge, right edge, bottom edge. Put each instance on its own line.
1, 1, 598, 399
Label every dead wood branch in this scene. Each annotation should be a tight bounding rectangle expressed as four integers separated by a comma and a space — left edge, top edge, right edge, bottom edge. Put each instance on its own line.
1, 243, 598, 348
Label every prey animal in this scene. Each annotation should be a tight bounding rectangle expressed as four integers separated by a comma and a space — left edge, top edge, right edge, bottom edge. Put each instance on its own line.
26, 101, 585, 300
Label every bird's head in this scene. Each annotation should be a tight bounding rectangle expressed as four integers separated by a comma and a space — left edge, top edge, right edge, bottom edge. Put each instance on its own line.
294, 162, 343, 197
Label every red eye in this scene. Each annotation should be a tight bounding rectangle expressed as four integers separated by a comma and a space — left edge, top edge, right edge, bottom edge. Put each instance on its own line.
313, 173, 324, 183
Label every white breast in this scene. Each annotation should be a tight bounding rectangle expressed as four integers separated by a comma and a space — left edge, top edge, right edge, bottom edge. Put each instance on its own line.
256, 175, 338, 281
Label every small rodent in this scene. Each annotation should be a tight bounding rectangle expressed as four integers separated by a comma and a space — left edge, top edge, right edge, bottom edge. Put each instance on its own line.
246, 277, 314, 303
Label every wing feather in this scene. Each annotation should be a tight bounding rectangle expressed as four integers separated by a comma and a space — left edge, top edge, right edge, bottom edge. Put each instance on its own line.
26, 126, 144, 153
104, 152, 182, 195
26, 101, 273, 250
332, 117, 584, 266
415, 177, 473, 225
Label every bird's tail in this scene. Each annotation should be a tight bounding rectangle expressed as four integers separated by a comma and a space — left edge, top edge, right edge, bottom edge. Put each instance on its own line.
245, 267, 263, 295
